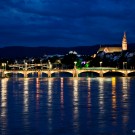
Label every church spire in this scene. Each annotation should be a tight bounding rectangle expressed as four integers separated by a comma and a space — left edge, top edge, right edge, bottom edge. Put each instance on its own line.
122, 32, 127, 51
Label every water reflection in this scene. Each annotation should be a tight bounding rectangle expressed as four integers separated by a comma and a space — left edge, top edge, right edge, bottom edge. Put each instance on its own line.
87, 78, 91, 110
73, 79, 79, 105
47, 78, 53, 131
0, 78, 8, 135
98, 78, 105, 130
122, 78, 129, 102
0, 77, 134, 135
112, 77, 117, 125
36, 78, 40, 110
98, 78, 104, 113
121, 77, 129, 125
23, 78, 29, 113
60, 78, 64, 108
73, 79, 79, 133
112, 78, 116, 109
48, 78, 53, 107
23, 78, 30, 130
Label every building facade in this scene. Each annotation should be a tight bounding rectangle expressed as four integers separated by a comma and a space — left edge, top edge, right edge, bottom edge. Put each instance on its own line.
97, 32, 128, 53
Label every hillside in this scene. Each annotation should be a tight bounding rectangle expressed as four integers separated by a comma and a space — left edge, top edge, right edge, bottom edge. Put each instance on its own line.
0, 44, 135, 58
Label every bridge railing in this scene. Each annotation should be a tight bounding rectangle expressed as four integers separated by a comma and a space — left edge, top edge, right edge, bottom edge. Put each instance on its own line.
81, 67, 118, 70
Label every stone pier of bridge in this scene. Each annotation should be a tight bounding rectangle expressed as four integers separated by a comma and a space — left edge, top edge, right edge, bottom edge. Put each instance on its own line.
24, 71, 28, 78
123, 70, 128, 77
48, 70, 51, 77
99, 71, 103, 77
73, 69, 78, 77
38, 71, 41, 78
1, 71, 6, 78
23, 70, 52, 78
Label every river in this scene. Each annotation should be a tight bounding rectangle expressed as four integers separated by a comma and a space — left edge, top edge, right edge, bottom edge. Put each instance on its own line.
0, 77, 135, 135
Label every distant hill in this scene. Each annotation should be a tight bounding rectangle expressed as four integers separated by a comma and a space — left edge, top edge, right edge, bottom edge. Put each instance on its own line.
0, 44, 135, 58
0, 45, 99, 58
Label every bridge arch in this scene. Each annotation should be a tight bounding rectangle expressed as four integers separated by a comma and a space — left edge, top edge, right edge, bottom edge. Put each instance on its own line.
51, 71, 73, 77
27, 72, 38, 78
128, 71, 135, 77
4, 71, 24, 78
40, 72, 48, 77
103, 71, 124, 77
78, 71, 100, 77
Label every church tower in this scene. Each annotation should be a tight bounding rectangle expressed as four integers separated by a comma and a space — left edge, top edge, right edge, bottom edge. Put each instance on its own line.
122, 32, 127, 51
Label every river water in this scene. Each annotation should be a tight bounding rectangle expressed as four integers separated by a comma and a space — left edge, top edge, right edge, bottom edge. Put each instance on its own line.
0, 77, 135, 135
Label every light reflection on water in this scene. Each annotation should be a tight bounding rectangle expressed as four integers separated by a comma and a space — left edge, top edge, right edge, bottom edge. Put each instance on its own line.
0, 78, 8, 135
47, 78, 53, 132
87, 78, 91, 110
23, 78, 30, 133
36, 78, 40, 102
98, 78, 104, 113
0, 77, 135, 135
73, 78, 79, 134
121, 77, 129, 127
48, 78, 53, 107
23, 78, 29, 113
112, 77, 117, 126
60, 78, 64, 108
98, 78, 105, 130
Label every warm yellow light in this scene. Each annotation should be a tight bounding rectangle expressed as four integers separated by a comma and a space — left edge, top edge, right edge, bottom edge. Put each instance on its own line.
24, 78, 29, 113
60, 78, 64, 107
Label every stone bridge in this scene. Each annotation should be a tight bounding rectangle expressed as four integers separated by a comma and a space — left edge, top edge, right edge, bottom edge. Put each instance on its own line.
1, 68, 135, 78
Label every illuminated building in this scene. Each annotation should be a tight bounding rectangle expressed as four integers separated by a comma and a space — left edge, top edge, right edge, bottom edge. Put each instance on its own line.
122, 32, 128, 51
97, 32, 128, 53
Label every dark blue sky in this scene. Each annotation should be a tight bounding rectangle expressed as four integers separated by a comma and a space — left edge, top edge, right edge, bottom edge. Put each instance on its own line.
0, 0, 135, 47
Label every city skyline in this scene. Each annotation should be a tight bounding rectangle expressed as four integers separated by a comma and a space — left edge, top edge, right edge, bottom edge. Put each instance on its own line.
0, 0, 135, 47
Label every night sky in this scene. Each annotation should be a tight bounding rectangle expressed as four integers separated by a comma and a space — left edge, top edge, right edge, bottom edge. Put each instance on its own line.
0, 0, 135, 47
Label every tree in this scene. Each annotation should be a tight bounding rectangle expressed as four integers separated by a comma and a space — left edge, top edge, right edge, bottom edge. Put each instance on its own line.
61, 53, 78, 69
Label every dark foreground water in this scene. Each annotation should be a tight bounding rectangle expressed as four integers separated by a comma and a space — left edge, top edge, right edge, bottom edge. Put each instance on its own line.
0, 77, 135, 135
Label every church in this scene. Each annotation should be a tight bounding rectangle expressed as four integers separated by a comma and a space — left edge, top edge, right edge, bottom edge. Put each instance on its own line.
97, 32, 128, 53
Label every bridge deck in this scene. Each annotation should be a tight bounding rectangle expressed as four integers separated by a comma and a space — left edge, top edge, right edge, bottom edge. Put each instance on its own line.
1, 68, 135, 78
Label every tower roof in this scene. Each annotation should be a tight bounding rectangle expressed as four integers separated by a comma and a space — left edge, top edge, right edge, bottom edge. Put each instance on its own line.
124, 32, 126, 37
122, 32, 127, 50
123, 32, 127, 40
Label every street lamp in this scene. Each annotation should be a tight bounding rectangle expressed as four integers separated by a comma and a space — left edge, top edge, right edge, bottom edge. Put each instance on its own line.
7, 61, 8, 69
123, 62, 127, 70
74, 61, 77, 69
25, 62, 28, 70
2, 63, 4, 70
5, 63, 6, 70
32, 59, 34, 70
2, 63, 6, 70
125, 62, 127, 70
40, 59, 43, 70
100, 61, 102, 69
48, 60, 52, 70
